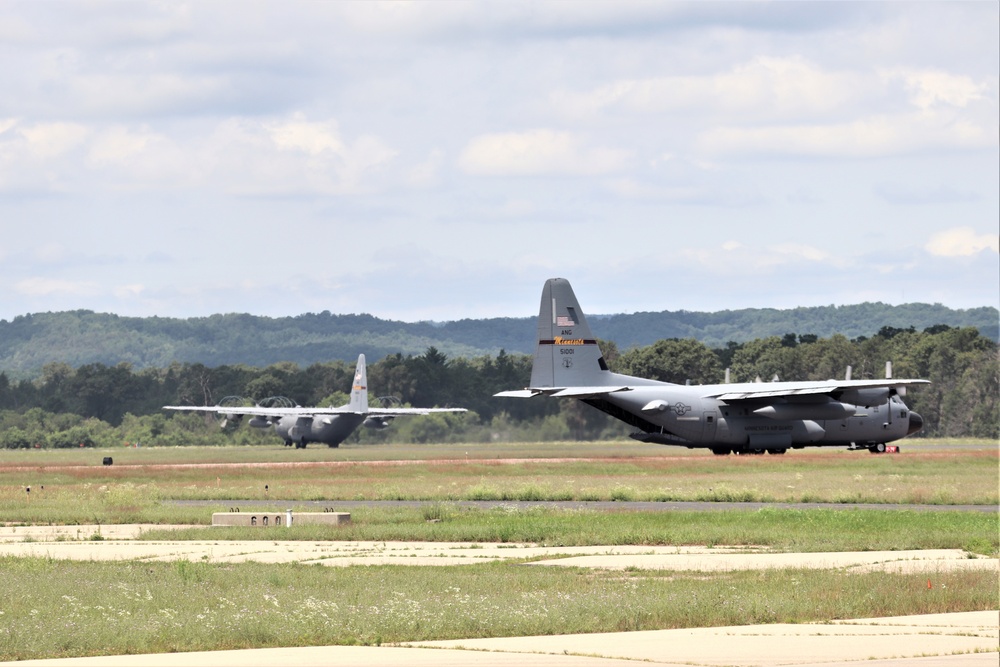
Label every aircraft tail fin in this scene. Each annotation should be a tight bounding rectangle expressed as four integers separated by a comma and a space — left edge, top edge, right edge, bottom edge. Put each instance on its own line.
529, 278, 613, 389
349, 354, 369, 413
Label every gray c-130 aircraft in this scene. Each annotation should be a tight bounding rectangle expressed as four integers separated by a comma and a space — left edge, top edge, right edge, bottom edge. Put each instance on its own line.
165, 353, 466, 448
496, 278, 928, 455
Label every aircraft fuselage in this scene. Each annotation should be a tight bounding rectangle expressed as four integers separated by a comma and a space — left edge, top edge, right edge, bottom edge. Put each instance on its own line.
269, 413, 365, 448
584, 381, 922, 453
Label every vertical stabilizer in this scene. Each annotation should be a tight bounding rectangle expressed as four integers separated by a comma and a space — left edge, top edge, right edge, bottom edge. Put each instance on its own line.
529, 278, 612, 389
350, 354, 369, 413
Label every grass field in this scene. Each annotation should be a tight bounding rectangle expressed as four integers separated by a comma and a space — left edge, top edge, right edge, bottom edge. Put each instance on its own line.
1, 559, 994, 661
2, 440, 997, 502
0, 440, 996, 661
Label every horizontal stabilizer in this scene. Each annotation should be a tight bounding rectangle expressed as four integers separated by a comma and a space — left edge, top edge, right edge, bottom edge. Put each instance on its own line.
550, 386, 632, 398
494, 389, 542, 398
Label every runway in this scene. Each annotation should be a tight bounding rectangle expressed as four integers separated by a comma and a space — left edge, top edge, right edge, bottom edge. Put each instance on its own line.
167, 498, 999, 513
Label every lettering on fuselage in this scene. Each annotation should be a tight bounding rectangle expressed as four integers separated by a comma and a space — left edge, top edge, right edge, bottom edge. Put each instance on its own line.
746, 424, 794, 432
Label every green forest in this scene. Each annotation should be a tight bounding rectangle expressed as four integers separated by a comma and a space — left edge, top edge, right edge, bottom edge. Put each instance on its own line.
0, 323, 996, 448
0, 302, 996, 377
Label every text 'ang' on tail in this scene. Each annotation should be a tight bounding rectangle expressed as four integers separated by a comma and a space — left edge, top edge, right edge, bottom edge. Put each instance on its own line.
349, 354, 369, 413
529, 278, 613, 389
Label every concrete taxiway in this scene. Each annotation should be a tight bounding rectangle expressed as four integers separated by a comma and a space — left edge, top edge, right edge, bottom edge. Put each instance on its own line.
0, 524, 995, 666
0, 525, 995, 574
5, 611, 997, 666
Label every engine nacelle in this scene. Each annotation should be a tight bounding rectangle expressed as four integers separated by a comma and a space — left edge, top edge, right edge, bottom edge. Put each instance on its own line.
363, 416, 392, 430
247, 416, 271, 429
838, 387, 891, 407
754, 402, 856, 420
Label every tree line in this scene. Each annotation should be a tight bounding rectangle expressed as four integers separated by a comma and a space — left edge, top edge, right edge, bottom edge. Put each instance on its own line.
1, 302, 996, 377
0, 324, 996, 449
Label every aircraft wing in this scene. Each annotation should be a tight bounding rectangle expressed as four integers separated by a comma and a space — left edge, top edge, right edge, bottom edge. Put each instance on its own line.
163, 405, 344, 417
707, 379, 930, 402
495, 386, 632, 399
164, 405, 465, 417
367, 407, 467, 416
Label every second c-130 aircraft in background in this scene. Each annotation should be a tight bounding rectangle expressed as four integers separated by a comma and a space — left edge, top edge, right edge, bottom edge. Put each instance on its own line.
497, 278, 929, 455
165, 354, 466, 448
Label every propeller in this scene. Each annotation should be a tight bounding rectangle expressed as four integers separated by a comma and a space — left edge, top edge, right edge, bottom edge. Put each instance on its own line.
257, 396, 297, 408
216, 396, 252, 430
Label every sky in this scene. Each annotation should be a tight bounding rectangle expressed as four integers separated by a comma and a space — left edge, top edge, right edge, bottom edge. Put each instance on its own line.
0, 2, 997, 323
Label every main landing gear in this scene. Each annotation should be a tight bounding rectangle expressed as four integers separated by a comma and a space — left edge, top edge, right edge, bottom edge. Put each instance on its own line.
848, 442, 900, 454
710, 447, 786, 456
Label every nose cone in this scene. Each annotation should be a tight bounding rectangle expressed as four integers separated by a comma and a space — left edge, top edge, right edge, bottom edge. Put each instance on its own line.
907, 411, 924, 436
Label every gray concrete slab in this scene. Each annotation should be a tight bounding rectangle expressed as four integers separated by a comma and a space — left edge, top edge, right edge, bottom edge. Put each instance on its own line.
411, 611, 999, 666
529, 548, 1000, 574
0, 523, 184, 542
0, 536, 994, 575
4, 612, 996, 666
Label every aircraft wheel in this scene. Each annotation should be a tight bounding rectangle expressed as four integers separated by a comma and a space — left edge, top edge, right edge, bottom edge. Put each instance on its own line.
710, 447, 731, 456
869, 443, 886, 454
768, 449, 787, 455
750, 448, 765, 455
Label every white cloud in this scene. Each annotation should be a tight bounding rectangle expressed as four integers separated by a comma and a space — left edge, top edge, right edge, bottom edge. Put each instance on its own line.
552, 56, 998, 160
15, 277, 98, 297
458, 129, 629, 176
699, 111, 997, 158
17, 121, 90, 159
406, 148, 445, 187
88, 126, 157, 166
551, 57, 862, 121
926, 227, 999, 257
113, 284, 145, 299
265, 115, 345, 156
883, 68, 991, 110
683, 242, 852, 274
203, 114, 400, 195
